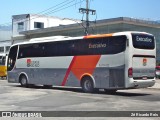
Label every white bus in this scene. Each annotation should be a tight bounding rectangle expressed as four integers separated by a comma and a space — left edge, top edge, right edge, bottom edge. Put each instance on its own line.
7, 31, 156, 93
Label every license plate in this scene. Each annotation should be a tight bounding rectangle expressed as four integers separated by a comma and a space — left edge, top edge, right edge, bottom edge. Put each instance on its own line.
142, 76, 147, 80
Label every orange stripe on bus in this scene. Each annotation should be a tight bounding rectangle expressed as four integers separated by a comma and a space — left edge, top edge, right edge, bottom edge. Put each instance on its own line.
84, 33, 113, 39
61, 55, 101, 86
71, 55, 101, 80
61, 35, 107, 86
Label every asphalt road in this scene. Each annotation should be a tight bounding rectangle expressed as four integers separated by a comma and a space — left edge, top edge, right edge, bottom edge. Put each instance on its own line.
0, 79, 160, 120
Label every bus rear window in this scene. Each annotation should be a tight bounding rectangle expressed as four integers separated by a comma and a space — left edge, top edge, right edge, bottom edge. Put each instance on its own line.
132, 33, 155, 49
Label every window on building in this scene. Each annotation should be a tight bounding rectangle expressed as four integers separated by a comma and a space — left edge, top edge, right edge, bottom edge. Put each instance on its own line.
34, 22, 44, 29
18, 22, 24, 31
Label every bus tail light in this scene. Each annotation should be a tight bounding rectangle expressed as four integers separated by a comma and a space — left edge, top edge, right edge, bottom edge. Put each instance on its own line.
128, 67, 133, 78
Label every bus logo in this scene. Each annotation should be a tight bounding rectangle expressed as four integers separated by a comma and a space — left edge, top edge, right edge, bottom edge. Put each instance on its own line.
143, 58, 147, 66
27, 59, 31, 67
27, 59, 40, 67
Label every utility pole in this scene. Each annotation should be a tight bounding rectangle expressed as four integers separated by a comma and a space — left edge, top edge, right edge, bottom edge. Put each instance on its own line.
86, 0, 89, 35
79, 0, 96, 35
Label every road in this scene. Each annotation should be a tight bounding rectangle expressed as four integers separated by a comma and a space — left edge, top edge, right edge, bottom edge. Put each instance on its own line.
0, 79, 160, 120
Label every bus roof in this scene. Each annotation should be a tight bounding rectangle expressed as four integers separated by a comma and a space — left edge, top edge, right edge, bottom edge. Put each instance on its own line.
84, 31, 153, 39
11, 31, 153, 47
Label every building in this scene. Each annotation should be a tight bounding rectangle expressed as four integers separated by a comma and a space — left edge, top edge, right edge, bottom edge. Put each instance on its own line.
0, 26, 12, 55
12, 17, 160, 62
12, 14, 81, 43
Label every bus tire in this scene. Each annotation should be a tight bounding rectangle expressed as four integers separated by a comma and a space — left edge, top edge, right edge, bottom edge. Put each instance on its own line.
19, 75, 28, 87
81, 76, 94, 93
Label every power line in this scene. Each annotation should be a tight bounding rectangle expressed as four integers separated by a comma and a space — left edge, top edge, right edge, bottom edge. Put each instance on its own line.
0, 0, 74, 26
37, 0, 71, 15
26, 0, 80, 23
0, 0, 85, 30
28, 0, 85, 28
27, 0, 80, 26
1, 0, 72, 27
42, 0, 79, 16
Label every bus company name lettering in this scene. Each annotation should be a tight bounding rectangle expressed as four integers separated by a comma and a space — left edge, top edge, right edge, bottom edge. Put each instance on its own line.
89, 43, 107, 49
136, 36, 152, 42
27, 59, 40, 67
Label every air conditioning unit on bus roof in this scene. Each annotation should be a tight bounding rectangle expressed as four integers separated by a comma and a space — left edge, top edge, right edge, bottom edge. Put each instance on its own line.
29, 36, 71, 42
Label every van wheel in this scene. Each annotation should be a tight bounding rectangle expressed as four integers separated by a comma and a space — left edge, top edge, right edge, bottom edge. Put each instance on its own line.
20, 75, 28, 87
81, 77, 94, 93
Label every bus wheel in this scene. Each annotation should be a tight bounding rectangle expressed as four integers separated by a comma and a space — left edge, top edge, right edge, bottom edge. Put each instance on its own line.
104, 89, 117, 94
81, 77, 94, 93
20, 75, 28, 87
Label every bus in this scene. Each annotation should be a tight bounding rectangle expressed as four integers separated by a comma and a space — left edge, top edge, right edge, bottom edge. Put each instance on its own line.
7, 31, 156, 93
0, 44, 10, 78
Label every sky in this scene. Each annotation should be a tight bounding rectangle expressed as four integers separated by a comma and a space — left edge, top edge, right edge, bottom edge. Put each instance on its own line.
0, 0, 160, 26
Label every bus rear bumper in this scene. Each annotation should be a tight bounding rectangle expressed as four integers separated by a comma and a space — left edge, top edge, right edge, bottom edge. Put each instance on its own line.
127, 79, 156, 88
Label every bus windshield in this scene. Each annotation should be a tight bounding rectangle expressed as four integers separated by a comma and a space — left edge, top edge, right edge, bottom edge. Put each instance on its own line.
7, 45, 18, 71
132, 33, 155, 49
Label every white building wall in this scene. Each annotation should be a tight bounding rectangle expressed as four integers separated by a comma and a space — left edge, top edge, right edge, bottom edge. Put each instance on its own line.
12, 14, 79, 37
30, 16, 61, 28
